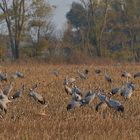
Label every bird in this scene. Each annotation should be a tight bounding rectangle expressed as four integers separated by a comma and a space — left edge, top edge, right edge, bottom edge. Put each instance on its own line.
28, 87, 46, 105
63, 76, 76, 85
94, 90, 108, 112
80, 90, 96, 105
95, 69, 101, 74
104, 73, 112, 83
104, 70, 112, 89
67, 99, 82, 111
15, 71, 24, 78
28, 84, 48, 115
120, 82, 134, 99
3, 81, 14, 96
133, 72, 140, 79
11, 71, 24, 79
104, 97, 124, 112
64, 83, 83, 101
77, 69, 89, 80
52, 69, 59, 77
64, 84, 73, 95
63, 77, 69, 85
110, 87, 121, 95
0, 90, 11, 114
121, 71, 132, 82
0, 72, 7, 82
95, 101, 107, 112
11, 85, 25, 99
71, 85, 83, 97
72, 91, 82, 101
84, 69, 89, 75
96, 91, 106, 102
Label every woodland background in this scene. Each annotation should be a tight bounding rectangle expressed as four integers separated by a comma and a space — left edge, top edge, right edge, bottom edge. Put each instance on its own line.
0, 0, 140, 63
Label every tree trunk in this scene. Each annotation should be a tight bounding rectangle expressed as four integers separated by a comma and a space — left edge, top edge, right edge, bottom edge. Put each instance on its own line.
129, 28, 135, 62
98, 0, 108, 57
15, 46, 19, 59
14, 39, 20, 59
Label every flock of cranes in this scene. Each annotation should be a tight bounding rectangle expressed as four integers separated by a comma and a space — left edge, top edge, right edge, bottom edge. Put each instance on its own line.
0, 70, 47, 117
64, 68, 140, 113
0, 67, 140, 118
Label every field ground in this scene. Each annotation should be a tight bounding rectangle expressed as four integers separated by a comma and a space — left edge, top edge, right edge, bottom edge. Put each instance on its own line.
0, 62, 140, 140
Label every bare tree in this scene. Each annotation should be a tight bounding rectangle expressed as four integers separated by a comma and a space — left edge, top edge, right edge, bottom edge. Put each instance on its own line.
0, 0, 27, 59
28, 0, 53, 56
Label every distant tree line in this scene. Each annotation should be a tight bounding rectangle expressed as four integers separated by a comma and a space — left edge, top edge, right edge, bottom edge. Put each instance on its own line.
0, 0, 140, 62
64, 0, 140, 62
0, 0, 54, 60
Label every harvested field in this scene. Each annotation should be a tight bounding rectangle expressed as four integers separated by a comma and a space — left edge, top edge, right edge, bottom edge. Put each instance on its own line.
0, 62, 140, 140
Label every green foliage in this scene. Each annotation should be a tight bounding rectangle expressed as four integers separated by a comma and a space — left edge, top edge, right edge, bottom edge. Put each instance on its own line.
66, 2, 87, 28
64, 0, 140, 61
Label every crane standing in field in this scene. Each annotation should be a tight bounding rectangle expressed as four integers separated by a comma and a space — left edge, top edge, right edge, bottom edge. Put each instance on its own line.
11, 71, 24, 79
28, 84, 47, 115
3, 80, 14, 96
95, 90, 108, 112
120, 82, 135, 100
121, 71, 132, 82
95, 68, 101, 74
77, 69, 89, 80
104, 70, 112, 90
11, 84, 25, 99
0, 71, 7, 82
133, 72, 140, 79
104, 96, 124, 112
0, 90, 11, 115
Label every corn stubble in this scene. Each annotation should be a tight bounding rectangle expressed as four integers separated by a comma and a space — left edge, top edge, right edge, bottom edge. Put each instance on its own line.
0, 62, 140, 140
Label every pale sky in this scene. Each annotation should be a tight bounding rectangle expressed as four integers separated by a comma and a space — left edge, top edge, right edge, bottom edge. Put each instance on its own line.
48, 0, 80, 31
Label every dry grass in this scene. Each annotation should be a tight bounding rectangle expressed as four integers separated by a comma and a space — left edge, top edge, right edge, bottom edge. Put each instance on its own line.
0, 62, 140, 140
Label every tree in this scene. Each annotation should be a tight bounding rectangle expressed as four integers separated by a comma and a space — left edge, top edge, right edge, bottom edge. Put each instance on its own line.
66, 0, 110, 57
0, 0, 27, 59
66, 2, 88, 29
28, 0, 53, 56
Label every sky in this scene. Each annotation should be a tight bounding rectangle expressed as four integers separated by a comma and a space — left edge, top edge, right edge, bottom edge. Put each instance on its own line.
48, 0, 80, 31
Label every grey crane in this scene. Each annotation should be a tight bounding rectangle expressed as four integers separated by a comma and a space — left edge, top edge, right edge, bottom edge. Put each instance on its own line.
121, 71, 132, 82
96, 91, 106, 102
28, 89, 46, 105
63, 77, 69, 85
71, 85, 83, 97
52, 69, 59, 77
95, 68, 101, 74
0, 72, 7, 82
64, 83, 83, 101
120, 82, 134, 99
12, 71, 24, 79
64, 84, 73, 95
133, 72, 140, 79
95, 91, 107, 111
110, 87, 121, 95
104, 97, 124, 112
0, 90, 11, 114
71, 91, 82, 101
63, 76, 76, 85
104, 72, 112, 84
104, 71, 112, 89
80, 90, 96, 105
95, 101, 107, 112
11, 85, 25, 99
3, 81, 14, 96
67, 99, 82, 111
77, 69, 89, 80
28, 84, 48, 115
66, 85, 83, 111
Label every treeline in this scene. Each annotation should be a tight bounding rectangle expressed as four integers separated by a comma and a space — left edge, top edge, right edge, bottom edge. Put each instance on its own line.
64, 0, 140, 62
0, 0, 140, 63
